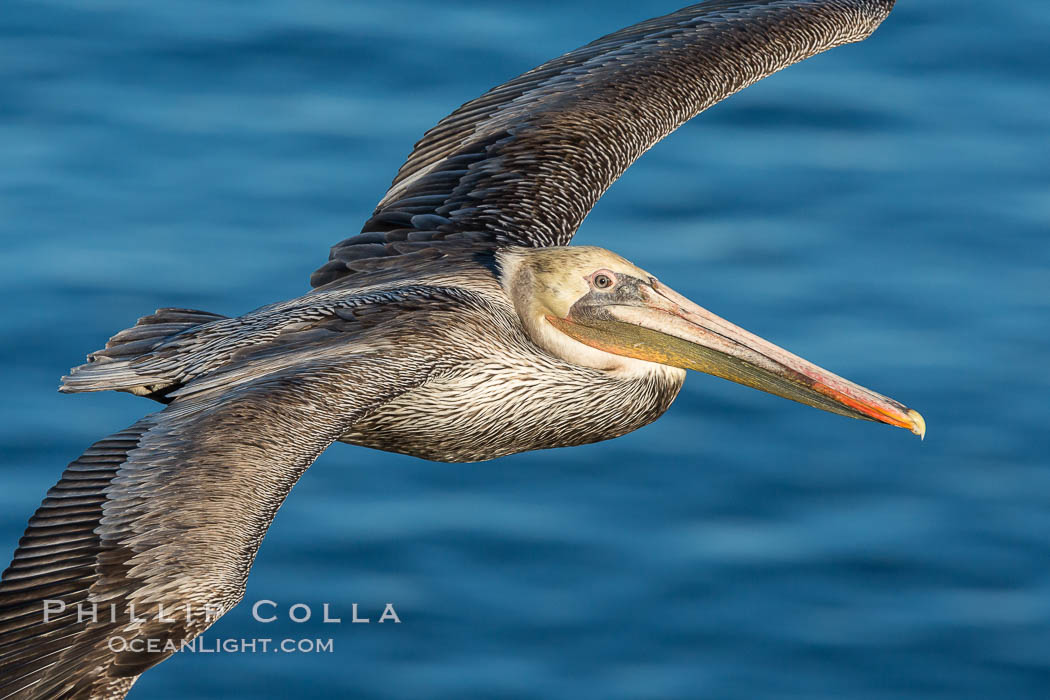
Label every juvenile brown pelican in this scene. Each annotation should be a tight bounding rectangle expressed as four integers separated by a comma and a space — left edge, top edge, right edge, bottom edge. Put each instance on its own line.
0, 1, 919, 697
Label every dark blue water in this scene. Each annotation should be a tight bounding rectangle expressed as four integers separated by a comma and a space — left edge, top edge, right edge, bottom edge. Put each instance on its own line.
2, 1, 1048, 698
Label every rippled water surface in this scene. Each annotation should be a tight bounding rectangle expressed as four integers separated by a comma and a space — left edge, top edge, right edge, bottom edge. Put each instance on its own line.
1, 1, 1048, 698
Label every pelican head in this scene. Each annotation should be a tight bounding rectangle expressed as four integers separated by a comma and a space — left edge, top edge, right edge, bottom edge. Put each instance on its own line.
499, 246, 925, 437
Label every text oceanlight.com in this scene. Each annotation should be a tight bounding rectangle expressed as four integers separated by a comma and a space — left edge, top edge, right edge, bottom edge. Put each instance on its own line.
107, 636, 336, 655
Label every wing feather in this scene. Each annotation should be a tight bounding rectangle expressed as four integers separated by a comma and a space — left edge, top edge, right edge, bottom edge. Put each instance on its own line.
0, 351, 438, 699
312, 0, 895, 287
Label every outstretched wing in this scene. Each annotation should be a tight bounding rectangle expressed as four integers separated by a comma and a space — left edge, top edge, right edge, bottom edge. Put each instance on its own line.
0, 344, 438, 698
311, 0, 895, 287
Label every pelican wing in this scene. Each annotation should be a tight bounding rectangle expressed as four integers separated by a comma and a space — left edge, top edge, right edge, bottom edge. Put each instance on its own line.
0, 351, 435, 698
312, 0, 894, 287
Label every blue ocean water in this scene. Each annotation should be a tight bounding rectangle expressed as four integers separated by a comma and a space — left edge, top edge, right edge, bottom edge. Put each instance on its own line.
1, 1, 1048, 697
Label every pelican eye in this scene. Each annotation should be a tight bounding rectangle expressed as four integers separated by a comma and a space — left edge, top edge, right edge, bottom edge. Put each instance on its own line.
591, 272, 616, 290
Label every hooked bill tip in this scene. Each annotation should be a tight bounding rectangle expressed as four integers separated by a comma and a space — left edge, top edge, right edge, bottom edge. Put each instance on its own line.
906, 409, 926, 440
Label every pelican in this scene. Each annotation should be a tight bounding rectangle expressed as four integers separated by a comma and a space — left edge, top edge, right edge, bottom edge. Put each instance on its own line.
0, 1, 919, 697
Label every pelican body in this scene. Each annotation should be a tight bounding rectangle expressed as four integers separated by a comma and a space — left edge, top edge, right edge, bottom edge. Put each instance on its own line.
0, 1, 918, 698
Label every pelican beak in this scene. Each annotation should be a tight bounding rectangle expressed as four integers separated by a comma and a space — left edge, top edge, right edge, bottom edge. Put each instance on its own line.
549, 280, 925, 438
